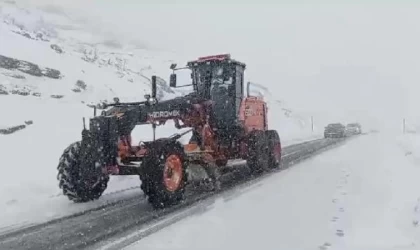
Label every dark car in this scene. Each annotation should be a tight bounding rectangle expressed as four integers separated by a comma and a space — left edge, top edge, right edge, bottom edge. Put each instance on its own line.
324, 123, 346, 138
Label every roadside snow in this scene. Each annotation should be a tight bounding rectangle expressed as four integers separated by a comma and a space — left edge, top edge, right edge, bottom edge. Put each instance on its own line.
396, 134, 420, 165
125, 134, 420, 250
396, 134, 420, 231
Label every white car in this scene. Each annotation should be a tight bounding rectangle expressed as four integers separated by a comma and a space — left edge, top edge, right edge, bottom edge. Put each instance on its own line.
345, 123, 362, 135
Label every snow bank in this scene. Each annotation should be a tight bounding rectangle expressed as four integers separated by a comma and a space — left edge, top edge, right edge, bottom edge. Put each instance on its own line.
396, 134, 420, 163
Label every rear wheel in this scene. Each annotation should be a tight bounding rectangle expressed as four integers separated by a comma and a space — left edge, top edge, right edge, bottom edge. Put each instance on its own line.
266, 130, 281, 169
247, 130, 270, 174
140, 142, 187, 209
57, 141, 109, 202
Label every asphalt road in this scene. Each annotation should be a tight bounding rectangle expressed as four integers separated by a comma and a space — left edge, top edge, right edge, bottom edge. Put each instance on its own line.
0, 136, 352, 250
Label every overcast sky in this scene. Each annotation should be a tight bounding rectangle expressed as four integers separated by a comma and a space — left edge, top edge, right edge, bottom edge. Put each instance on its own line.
19, 0, 420, 130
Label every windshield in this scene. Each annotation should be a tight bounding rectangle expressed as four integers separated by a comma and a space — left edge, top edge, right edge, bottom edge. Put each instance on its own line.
193, 65, 210, 95
328, 123, 343, 127
192, 63, 234, 97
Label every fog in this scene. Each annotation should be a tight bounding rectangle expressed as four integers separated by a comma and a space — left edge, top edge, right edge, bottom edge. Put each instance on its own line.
18, 0, 420, 131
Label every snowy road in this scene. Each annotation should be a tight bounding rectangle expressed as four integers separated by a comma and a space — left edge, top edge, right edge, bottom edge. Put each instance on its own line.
0, 137, 347, 250
124, 134, 420, 250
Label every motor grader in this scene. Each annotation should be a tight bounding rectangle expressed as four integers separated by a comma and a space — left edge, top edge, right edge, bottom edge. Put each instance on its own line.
57, 54, 282, 208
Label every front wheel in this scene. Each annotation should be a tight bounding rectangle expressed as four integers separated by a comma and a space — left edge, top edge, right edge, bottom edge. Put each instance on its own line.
57, 141, 109, 203
247, 130, 270, 174
266, 130, 281, 169
140, 141, 187, 209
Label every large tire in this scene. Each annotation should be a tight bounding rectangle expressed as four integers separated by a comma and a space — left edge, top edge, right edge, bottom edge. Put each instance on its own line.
266, 130, 281, 169
247, 130, 270, 174
57, 141, 109, 203
140, 141, 187, 209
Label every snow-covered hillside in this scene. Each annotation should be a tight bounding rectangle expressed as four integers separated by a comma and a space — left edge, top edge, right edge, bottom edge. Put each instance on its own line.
0, 1, 319, 230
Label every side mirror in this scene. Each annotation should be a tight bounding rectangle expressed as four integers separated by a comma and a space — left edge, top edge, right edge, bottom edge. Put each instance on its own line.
170, 73, 177, 87
151, 75, 157, 98
170, 63, 177, 70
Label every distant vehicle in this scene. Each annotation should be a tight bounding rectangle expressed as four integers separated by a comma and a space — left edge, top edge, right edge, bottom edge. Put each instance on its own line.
345, 123, 362, 135
324, 123, 346, 138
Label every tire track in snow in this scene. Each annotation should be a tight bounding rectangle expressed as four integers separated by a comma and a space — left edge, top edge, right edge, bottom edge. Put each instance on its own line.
319, 165, 352, 250
395, 139, 420, 232
413, 199, 420, 227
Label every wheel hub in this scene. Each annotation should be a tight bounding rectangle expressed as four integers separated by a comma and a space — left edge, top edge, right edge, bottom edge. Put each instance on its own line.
163, 154, 183, 192
274, 143, 281, 163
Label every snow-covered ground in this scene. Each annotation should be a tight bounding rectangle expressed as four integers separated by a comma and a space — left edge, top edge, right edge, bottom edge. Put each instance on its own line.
125, 134, 420, 250
0, 1, 320, 231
